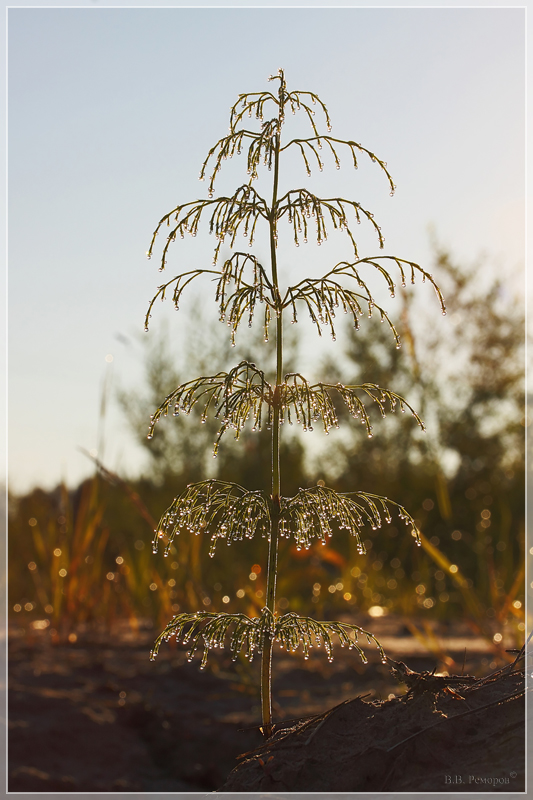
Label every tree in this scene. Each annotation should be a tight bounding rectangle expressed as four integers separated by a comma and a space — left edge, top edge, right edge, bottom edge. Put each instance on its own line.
318, 245, 524, 626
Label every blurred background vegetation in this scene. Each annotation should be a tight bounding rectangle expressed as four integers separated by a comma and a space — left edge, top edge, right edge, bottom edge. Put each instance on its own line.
9, 246, 526, 660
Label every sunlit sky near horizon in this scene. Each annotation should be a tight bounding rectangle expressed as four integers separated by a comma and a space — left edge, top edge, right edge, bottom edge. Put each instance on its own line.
7, 5, 526, 494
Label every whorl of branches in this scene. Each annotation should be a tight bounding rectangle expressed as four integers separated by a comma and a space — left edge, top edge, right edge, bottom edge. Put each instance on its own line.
145, 254, 445, 343
150, 606, 386, 668
146, 363, 424, 455
153, 480, 420, 557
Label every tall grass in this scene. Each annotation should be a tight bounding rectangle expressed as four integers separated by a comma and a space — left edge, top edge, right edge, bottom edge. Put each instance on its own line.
8, 248, 524, 659
8, 464, 525, 661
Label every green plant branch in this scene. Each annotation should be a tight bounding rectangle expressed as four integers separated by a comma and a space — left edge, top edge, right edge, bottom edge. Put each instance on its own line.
152, 479, 271, 558
144, 268, 220, 331
230, 90, 279, 129
282, 376, 425, 435
280, 136, 396, 193
276, 189, 384, 253
146, 360, 272, 451
147, 185, 269, 269
200, 122, 278, 191
279, 487, 421, 551
150, 607, 386, 671
286, 256, 446, 310
283, 280, 400, 343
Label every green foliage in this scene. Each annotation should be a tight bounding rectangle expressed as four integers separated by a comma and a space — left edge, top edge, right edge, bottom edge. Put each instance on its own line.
145, 69, 447, 737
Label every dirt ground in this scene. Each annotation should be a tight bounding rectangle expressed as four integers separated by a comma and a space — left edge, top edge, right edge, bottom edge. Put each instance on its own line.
221, 665, 525, 792
7, 615, 526, 793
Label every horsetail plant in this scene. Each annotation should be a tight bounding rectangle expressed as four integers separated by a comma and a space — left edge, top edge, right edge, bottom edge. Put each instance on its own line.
145, 70, 446, 738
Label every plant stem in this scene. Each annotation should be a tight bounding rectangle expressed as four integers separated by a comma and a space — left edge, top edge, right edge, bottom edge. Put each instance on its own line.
260, 95, 283, 739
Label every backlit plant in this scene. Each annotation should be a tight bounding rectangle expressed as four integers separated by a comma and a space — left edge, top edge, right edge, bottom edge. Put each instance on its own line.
145, 70, 446, 738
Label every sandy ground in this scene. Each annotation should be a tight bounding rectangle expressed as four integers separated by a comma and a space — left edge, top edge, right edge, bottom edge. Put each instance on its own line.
221, 665, 525, 792
7, 615, 527, 793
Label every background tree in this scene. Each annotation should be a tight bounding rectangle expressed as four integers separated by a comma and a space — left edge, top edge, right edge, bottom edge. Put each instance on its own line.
315, 244, 525, 635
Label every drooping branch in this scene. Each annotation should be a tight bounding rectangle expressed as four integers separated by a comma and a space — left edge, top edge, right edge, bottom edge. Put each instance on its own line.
282, 374, 425, 436
217, 252, 274, 297
281, 256, 446, 343
281, 135, 395, 193
229, 90, 279, 131
216, 253, 277, 344
150, 608, 274, 668
279, 486, 421, 551
276, 189, 384, 253
145, 252, 278, 336
153, 479, 271, 557
144, 268, 220, 331
147, 185, 269, 271
283, 279, 400, 345
279, 89, 331, 134
207, 186, 269, 261
331, 257, 446, 311
275, 613, 386, 663
147, 360, 272, 453
200, 120, 278, 195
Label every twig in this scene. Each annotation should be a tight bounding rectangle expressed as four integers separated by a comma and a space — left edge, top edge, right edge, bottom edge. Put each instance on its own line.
467, 630, 531, 690
385, 685, 527, 753
511, 628, 532, 669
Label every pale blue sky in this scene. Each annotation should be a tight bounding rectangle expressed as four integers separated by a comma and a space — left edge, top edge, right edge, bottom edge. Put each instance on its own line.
7, 6, 526, 493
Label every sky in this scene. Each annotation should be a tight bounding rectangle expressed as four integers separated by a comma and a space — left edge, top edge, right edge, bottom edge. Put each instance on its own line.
6, 5, 526, 494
